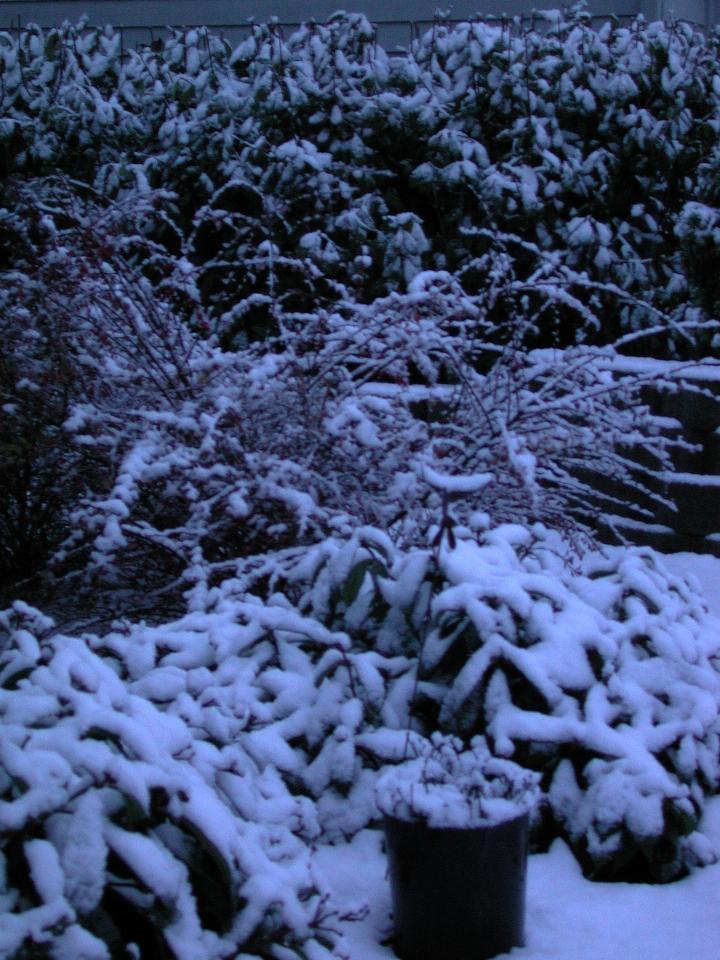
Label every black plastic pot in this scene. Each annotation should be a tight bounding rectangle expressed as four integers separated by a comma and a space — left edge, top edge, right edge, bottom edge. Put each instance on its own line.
384, 811, 529, 960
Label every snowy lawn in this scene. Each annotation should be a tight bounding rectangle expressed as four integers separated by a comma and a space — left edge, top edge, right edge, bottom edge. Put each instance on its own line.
317, 550, 720, 960
663, 552, 720, 618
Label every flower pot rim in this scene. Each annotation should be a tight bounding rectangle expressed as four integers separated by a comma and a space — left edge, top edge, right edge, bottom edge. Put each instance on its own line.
382, 808, 531, 831
377, 786, 536, 830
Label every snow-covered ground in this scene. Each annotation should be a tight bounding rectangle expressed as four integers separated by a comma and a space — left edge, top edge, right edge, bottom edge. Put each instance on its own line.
663, 552, 720, 617
316, 550, 720, 960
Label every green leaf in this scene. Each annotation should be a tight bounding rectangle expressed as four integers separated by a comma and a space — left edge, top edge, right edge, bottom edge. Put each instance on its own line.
112, 791, 149, 830
10, 774, 29, 798
174, 817, 237, 933
341, 558, 386, 607
83, 726, 132, 758
1, 666, 34, 690
45, 33, 59, 60
665, 798, 698, 837
99, 886, 174, 959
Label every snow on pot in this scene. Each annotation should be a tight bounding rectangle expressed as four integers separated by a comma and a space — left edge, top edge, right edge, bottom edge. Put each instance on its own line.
376, 735, 539, 960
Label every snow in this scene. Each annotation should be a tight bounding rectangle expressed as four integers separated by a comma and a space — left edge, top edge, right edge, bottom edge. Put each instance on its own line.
659, 472, 720, 487
606, 515, 676, 535
422, 464, 494, 494
375, 737, 539, 828
661, 551, 720, 616
607, 355, 720, 382
57, 791, 107, 913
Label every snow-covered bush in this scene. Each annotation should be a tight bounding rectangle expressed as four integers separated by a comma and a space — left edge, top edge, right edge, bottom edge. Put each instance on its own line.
39, 246, 685, 625
0, 184, 685, 629
0, 178, 203, 611
2, 12, 720, 349
408, 11, 718, 342
296, 525, 720, 881
676, 200, 720, 325
0, 572, 424, 954
424, 529, 720, 881
2, 521, 719, 926
0, 601, 349, 960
